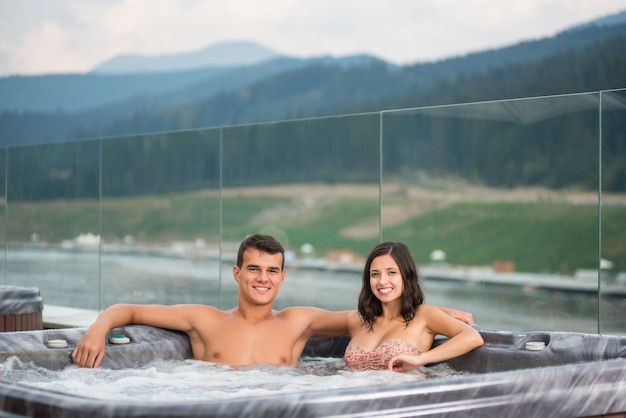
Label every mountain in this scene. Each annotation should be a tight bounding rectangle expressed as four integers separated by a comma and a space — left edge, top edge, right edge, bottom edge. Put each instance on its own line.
74, 19, 626, 132
0, 41, 288, 114
90, 40, 282, 74
88, 31, 625, 136
401, 9, 626, 83
0, 66, 232, 113
565, 9, 626, 31
1, 10, 625, 148
0, 47, 384, 115
0, 57, 312, 115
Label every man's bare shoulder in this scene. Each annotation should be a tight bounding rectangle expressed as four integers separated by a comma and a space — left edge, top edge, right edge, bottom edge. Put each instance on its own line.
275, 307, 351, 337
274, 306, 343, 323
167, 304, 226, 318
166, 303, 220, 310
172, 304, 230, 335
347, 309, 361, 323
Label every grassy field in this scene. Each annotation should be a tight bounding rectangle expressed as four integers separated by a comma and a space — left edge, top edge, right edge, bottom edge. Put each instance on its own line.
3, 189, 625, 274
383, 202, 625, 273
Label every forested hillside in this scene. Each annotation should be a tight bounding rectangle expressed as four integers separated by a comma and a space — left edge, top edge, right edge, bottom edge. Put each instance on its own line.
1, 18, 625, 148
1, 16, 625, 195
112, 32, 625, 132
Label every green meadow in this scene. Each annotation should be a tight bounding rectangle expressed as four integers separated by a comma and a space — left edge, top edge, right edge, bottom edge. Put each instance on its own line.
4, 192, 625, 274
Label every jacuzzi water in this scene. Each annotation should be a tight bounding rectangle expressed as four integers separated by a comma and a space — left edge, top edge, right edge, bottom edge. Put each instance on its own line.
0, 356, 464, 402
1, 326, 626, 417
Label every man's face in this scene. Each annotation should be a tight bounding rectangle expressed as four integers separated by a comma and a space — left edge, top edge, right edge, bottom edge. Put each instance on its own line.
233, 249, 285, 306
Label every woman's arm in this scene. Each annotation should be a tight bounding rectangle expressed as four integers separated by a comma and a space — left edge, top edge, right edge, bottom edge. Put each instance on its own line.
388, 305, 484, 372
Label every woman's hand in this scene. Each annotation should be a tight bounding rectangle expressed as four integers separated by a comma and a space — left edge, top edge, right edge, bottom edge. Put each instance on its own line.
387, 353, 423, 372
71, 326, 107, 368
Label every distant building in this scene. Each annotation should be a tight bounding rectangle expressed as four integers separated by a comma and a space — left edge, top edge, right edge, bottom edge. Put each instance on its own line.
327, 250, 361, 265
492, 260, 515, 273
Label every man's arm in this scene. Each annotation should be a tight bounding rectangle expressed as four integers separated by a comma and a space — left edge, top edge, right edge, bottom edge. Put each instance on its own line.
71, 303, 200, 368
300, 306, 474, 339
290, 308, 352, 339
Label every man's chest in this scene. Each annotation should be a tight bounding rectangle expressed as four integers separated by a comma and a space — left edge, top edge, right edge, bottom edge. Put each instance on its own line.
200, 321, 302, 366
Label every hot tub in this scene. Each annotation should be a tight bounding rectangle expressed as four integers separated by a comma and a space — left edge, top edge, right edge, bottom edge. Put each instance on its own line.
0, 325, 625, 417
0, 286, 43, 332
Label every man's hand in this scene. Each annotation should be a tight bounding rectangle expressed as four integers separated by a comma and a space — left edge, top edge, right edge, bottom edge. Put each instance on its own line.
438, 307, 474, 325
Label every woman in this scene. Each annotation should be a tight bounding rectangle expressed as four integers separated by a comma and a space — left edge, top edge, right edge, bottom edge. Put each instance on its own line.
345, 242, 484, 372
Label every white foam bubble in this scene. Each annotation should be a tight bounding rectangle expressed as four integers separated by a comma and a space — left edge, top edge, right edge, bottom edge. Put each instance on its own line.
1, 356, 467, 402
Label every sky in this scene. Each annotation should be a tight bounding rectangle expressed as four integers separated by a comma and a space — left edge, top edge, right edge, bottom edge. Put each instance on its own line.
1, 0, 626, 77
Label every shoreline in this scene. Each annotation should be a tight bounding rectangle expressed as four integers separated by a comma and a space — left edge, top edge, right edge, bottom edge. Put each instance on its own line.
8, 244, 626, 297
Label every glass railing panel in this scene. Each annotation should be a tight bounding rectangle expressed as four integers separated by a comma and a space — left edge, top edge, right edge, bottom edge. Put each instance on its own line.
599, 88, 626, 335
99, 129, 221, 310
0, 147, 6, 284
4, 140, 101, 307
381, 93, 601, 333
220, 114, 381, 310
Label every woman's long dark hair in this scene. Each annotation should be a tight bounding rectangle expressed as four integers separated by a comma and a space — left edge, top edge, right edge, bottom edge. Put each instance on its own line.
358, 242, 424, 331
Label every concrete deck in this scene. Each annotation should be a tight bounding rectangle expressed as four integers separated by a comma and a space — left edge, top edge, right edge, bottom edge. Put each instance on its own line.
43, 304, 99, 329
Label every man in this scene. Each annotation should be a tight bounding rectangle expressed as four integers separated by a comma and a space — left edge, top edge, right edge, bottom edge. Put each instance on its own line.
71, 234, 473, 368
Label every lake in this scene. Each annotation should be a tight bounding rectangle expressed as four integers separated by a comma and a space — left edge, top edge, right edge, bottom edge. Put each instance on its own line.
3, 248, 624, 334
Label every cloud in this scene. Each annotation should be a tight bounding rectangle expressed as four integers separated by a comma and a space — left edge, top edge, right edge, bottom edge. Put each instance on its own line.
16, 22, 74, 74
0, 51, 9, 75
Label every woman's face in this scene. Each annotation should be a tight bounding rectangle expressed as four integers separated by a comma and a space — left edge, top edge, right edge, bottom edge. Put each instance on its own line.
369, 254, 404, 303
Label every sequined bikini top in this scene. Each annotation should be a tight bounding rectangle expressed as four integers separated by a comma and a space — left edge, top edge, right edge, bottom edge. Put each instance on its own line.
344, 340, 420, 371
